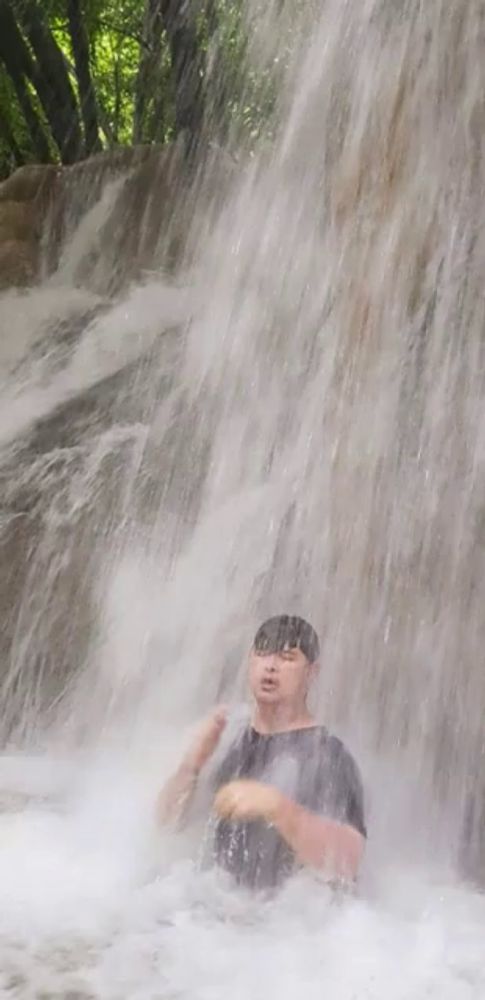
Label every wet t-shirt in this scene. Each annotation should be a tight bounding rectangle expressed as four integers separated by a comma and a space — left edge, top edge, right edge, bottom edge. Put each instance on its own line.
210, 725, 366, 890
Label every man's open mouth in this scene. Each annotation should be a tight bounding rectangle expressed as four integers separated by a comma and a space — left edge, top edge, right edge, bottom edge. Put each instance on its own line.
261, 678, 278, 690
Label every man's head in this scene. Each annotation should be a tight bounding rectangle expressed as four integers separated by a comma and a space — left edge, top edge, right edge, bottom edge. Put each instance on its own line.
248, 614, 320, 709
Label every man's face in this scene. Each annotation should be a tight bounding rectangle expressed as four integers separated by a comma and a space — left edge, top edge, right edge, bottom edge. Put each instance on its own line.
248, 646, 314, 708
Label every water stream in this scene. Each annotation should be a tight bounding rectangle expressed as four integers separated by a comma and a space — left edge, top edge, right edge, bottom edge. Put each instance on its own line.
1, 1, 485, 996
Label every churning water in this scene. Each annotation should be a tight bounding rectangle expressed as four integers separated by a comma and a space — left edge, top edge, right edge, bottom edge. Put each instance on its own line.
1, 0, 485, 996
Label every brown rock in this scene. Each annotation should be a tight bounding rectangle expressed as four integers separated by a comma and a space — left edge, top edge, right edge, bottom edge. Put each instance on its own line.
0, 200, 35, 243
0, 164, 60, 204
0, 240, 36, 290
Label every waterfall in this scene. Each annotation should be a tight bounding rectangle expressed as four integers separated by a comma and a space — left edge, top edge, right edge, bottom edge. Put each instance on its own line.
1, 1, 485, 995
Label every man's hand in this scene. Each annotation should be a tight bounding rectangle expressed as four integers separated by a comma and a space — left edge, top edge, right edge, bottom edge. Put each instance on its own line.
157, 706, 227, 828
214, 779, 284, 824
183, 706, 227, 776
214, 779, 365, 881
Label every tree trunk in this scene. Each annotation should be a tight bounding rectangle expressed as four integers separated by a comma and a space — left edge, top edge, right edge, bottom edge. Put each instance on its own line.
160, 0, 206, 151
12, 0, 84, 163
132, 0, 164, 144
66, 0, 102, 155
0, 3, 52, 163
150, 75, 168, 143
113, 55, 121, 144
2, 78, 50, 163
95, 97, 116, 147
133, 0, 206, 150
203, 0, 232, 141
0, 105, 26, 168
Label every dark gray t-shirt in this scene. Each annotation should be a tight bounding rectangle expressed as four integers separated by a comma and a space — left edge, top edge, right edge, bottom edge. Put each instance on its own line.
210, 725, 366, 890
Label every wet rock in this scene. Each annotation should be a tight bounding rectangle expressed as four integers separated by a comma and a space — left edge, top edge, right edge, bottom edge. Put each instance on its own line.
0, 143, 234, 292
0, 163, 59, 204
0, 200, 35, 244
0, 239, 36, 289
0, 165, 60, 288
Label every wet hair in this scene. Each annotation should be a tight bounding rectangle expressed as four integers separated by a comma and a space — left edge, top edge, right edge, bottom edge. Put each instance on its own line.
253, 614, 320, 664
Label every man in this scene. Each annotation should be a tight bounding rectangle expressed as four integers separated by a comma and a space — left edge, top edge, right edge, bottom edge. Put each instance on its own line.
157, 614, 366, 890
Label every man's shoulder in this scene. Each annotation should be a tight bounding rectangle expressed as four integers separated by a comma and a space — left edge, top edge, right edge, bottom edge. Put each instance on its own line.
317, 730, 363, 778
324, 731, 350, 758
305, 726, 345, 756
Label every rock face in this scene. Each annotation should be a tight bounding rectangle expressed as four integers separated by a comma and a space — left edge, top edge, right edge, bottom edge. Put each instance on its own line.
0, 142, 233, 738
0, 164, 59, 289
0, 164, 59, 204
0, 239, 36, 289
0, 149, 174, 291
0, 144, 233, 293
0, 200, 36, 242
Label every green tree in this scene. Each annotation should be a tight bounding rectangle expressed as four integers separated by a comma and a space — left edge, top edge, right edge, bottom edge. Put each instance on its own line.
0, 0, 279, 178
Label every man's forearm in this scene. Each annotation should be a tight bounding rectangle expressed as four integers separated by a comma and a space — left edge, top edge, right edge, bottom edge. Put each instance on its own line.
271, 796, 365, 880
156, 761, 199, 828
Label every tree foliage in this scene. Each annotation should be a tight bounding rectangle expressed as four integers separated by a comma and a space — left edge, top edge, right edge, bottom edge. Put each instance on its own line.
0, 0, 279, 179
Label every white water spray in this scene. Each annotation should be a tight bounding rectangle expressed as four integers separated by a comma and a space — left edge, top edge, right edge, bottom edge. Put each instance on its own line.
1, 1, 485, 996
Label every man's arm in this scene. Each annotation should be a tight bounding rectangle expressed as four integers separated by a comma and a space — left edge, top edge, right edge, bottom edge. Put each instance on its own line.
157, 708, 227, 828
156, 760, 199, 827
213, 779, 365, 881
270, 794, 365, 880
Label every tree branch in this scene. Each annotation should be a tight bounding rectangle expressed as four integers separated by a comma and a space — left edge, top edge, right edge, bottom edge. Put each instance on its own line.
94, 18, 152, 52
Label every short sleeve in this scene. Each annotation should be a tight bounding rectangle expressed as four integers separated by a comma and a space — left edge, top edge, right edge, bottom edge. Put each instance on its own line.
309, 736, 367, 838
338, 748, 367, 837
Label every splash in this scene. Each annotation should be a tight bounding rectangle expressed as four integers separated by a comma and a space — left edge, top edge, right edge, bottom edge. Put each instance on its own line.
0, 0, 485, 994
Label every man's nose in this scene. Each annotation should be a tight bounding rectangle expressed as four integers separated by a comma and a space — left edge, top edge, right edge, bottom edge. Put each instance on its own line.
265, 655, 277, 672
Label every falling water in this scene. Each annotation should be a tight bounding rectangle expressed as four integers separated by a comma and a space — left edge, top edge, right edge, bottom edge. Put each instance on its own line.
1, 0, 485, 995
